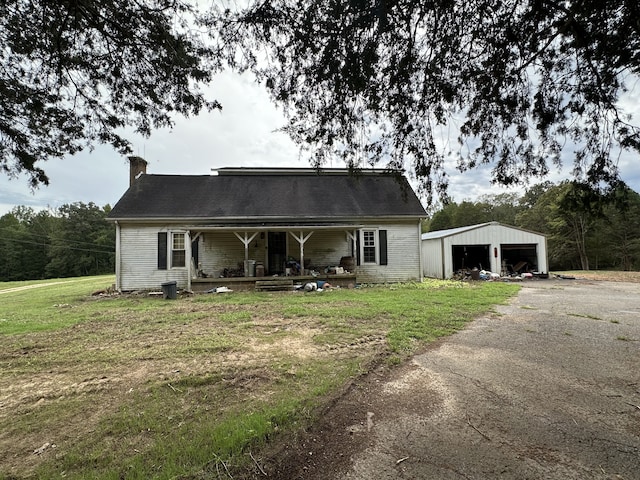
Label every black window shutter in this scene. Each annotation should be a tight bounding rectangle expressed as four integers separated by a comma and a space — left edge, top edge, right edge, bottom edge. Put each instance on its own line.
379, 230, 388, 265
191, 238, 199, 266
158, 232, 167, 270
356, 231, 361, 266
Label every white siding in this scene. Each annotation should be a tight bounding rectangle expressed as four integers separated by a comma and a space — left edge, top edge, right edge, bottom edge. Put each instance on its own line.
357, 222, 422, 283
117, 220, 424, 289
422, 239, 444, 279
119, 225, 189, 290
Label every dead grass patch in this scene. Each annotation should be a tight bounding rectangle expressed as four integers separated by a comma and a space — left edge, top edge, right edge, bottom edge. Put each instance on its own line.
553, 270, 640, 283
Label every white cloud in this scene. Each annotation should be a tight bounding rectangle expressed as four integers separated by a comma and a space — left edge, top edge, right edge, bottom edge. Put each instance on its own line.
0, 71, 303, 216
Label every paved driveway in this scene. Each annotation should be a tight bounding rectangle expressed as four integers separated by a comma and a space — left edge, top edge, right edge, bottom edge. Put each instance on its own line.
268, 279, 640, 479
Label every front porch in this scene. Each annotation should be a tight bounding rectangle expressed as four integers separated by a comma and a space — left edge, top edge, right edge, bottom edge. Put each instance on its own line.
191, 273, 358, 292
185, 223, 362, 291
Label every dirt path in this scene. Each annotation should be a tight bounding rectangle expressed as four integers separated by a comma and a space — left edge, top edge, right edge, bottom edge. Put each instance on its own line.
257, 279, 640, 479
0, 279, 87, 295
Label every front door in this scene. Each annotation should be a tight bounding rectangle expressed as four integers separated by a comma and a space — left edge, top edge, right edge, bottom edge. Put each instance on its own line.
267, 232, 286, 275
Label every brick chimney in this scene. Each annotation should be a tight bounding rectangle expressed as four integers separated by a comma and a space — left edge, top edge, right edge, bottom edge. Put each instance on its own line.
128, 156, 148, 186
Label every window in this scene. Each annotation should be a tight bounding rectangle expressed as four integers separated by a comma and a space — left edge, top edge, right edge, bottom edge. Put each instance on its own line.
357, 229, 388, 266
171, 233, 186, 268
363, 230, 377, 263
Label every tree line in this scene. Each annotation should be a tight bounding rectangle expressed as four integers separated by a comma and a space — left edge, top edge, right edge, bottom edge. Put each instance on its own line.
2, 180, 638, 281
0, 203, 114, 281
424, 181, 640, 272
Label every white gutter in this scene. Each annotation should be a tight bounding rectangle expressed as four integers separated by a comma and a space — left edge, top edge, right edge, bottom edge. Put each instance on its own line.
417, 220, 424, 281
115, 221, 121, 291
107, 215, 424, 224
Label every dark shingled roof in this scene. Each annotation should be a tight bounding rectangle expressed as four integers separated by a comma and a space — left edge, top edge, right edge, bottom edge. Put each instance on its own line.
108, 170, 426, 220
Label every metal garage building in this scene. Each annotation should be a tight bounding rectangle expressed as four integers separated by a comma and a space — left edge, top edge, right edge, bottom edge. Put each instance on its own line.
422, 222, 548, 279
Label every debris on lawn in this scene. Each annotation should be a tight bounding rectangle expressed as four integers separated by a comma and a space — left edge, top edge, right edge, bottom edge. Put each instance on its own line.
91, 284, 117, 296
204, 286, 234, 294
33, 442, 55, 455
454, 268, 548, 282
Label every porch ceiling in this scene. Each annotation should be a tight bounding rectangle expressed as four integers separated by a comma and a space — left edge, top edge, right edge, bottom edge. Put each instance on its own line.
187, 224, 364, 232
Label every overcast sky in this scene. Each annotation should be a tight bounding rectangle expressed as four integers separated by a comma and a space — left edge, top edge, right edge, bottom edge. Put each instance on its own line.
1, 70, 639, 217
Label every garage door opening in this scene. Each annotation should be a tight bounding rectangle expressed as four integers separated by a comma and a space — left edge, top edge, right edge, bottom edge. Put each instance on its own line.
501, 244, 538, 274
452, 245, 490, 272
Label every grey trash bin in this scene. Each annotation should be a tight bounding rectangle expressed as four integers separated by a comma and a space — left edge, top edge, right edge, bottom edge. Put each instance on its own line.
161, 281, 177, 299
244, 259, 256, 277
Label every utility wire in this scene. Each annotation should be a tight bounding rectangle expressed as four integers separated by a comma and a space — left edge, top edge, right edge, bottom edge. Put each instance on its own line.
0, 227, 114, 250
0, 236, 115, 254
0, 227, 114, 246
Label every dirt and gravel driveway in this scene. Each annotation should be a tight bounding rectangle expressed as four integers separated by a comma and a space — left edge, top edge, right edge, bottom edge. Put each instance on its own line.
259, 279, 640, 479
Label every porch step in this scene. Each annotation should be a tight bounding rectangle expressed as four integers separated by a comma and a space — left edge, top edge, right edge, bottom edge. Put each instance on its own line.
255, 279, 294, 292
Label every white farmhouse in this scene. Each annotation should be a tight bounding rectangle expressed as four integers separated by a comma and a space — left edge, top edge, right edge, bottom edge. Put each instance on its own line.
108, 158, 427, 291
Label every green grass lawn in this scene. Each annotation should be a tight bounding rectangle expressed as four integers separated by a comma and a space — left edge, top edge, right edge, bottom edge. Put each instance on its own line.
0, 276, 519, 479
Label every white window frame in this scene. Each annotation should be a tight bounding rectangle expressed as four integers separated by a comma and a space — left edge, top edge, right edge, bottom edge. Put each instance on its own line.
361, 229, 379, 265
171, 232, 186, 268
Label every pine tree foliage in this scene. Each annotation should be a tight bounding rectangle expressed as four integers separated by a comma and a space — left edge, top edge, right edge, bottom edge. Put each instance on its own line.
2, 1, 639, 199
428, 182, 640, 270
213, 0, 640, 202
0, 203, 114, 280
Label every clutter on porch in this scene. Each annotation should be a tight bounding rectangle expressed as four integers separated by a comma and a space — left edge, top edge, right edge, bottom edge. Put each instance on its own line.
216, 255, 356, 279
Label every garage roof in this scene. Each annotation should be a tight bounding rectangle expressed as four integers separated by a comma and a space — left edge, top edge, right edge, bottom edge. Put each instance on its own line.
422, 222, 545, 240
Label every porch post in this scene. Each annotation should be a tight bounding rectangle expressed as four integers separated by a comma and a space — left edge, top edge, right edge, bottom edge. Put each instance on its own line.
289, 231, 313, 274
186, 231, 192, 292
346, 231, 357, 257
234, 231, 258, 275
